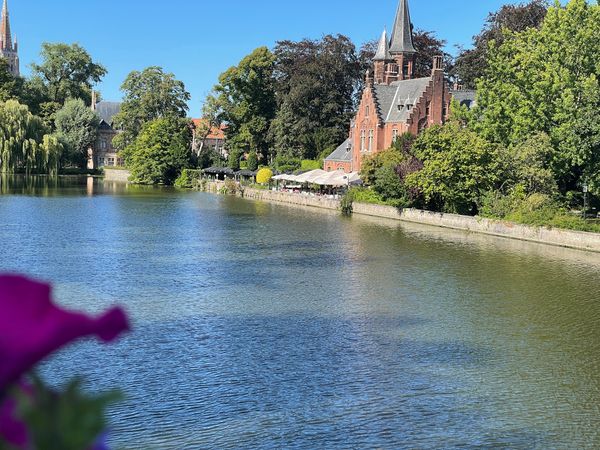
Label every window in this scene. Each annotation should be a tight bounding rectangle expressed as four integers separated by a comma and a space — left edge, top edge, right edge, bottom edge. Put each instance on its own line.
366, 105, 370, 117
392, 129, 398, 142
97, 157, 105, 166
100, 139, 107, 150
360, 130, 366, 152
426, 101, 431, 117
108, 157, 115, 166
368, 130, 374, 152
117, 158, 124, 166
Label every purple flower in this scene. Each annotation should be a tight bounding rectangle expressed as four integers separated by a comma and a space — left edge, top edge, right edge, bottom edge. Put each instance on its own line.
0, 274, 130, 391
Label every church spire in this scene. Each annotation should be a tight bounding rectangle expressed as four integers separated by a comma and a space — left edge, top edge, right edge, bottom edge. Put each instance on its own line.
373, 29, 392, 61
389, 0, 416, 54
0, 0, 12, 51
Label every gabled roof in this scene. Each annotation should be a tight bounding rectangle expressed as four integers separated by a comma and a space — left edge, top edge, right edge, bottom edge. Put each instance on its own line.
390, 0, 416, 54
95, 102, 121, 126
373, 77, 430, 123
192, 119, 226, 140
325, 138, 352, 162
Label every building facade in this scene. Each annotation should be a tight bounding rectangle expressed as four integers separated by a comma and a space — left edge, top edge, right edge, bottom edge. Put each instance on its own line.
0, 0, 19, 76
192, 119, 228, 158
325, 0, 474, 173
87, 101, 124, 170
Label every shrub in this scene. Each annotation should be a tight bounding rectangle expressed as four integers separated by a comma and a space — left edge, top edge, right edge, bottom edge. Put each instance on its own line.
174, 169, 202, 188
301, 159, 321, 171
274, 154, 301, 173
246, 152, 259, 171
340, 190, 354, 216
219, 178, 239, 195
256, 168, 273, 184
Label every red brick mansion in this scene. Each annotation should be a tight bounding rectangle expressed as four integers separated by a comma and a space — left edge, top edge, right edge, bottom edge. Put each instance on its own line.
324, 0, 475, 173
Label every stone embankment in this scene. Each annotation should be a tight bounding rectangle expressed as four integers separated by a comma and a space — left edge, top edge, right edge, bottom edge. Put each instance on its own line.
103, 168, 131, 182
201, 181, 600, 253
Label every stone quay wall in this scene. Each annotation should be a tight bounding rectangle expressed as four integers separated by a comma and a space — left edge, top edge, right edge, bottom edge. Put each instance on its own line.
202, 182, 600, 253
103, 168, 131, 182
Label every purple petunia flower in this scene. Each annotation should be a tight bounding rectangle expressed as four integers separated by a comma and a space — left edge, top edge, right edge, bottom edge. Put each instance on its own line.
0, 274, 130, 391
0, 274, 130, 448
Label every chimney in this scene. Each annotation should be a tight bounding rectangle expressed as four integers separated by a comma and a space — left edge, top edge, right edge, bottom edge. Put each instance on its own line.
432, 55, 443, 72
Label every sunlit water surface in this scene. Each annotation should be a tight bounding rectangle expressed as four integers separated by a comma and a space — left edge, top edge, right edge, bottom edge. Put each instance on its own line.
1, 176, 600, 449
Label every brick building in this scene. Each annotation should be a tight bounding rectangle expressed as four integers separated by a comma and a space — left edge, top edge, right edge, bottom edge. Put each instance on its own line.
87, 99, 124, 170
324, 0, 475, 173
0, 0, 19, 76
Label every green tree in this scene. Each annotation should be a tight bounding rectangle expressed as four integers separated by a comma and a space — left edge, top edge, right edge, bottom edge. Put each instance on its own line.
211, 47, 277, 161
246, 151, 259, 171
270, 35, 360, 160
0, 59, 25, 103
453, 0, 548, 88
474, 0, 600, 192
406, 123, 501, 214
113, 67, 190, 150
373, 165, 408, 204
123, 118, 193, 185
227, 148, 243, 171
55, 99, 99, 168
31, 43, 107, 106
0, 100, 47, 175
360, 148, 404, 186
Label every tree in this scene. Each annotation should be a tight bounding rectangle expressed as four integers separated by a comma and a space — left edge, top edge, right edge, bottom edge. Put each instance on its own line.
373, 165, 407, 204
506, 133, 557, 195
453, 0, 548, 88
474, 0, 600, 192
360, 148, 404, 186
0, 59, 25, 103
406, 123, 502, 214
270, 35, 361, 160
31, 43, 107, 106
0, 100, 47, 175
113, 67, 190, 150
55, 99, 100, 168
227, 148, 243, 171
211, 47, 276, 162
123, 118, 193, 185
246, 152, 259, 171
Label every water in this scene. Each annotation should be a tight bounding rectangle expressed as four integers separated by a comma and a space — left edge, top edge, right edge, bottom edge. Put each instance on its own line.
1, 176, 600, 449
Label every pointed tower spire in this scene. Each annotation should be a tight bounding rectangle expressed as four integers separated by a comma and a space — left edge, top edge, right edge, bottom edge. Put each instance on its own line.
0, 0, 12, 51
373, 29, 392, 61
389, 0, 416, 54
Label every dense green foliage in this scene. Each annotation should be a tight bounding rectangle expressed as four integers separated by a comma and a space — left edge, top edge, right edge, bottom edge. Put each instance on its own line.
0, 100, 63, 175
453, 0, 548, 89
174, 169, 203, 188
113, 67, 190, 150
122, 118, 193, 185
351, 0, 600, 232
55, 99, 100, 168
208, 47, 277, 162
246, 152, 259, 171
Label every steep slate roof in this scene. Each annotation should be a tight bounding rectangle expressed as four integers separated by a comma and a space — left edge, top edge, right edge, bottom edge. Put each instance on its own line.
373, 29, 392, 61
450, 89, 477, 108
325, 138, 352, 162
0, 0, 12, 50
95, 102, 121, 126
389, 0, 416, 54
373, 77, 430, 123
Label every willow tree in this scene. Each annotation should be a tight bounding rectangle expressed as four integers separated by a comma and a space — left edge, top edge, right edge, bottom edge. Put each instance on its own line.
0, 100, 48, 174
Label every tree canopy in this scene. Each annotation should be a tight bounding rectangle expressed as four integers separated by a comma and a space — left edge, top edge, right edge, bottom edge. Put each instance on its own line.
122, 117, 193, 185
31, 43, 107, 107
113, 67, 190, 150
55, 99, 100, 168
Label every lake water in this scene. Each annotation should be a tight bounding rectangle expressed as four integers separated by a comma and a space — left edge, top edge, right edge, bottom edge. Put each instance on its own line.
1, 176, 600, 449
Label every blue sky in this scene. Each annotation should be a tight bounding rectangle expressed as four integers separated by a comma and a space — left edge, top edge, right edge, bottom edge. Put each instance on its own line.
11, 0, 527, 116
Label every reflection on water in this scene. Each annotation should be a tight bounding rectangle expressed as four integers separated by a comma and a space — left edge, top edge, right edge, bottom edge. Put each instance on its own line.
1, 177, 600, 449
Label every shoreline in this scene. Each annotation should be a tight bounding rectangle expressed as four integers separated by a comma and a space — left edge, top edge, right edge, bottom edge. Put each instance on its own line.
203, 180, 600, 254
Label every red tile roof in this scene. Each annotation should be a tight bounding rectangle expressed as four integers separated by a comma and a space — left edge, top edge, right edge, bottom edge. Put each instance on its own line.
192, 119, 226, 140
